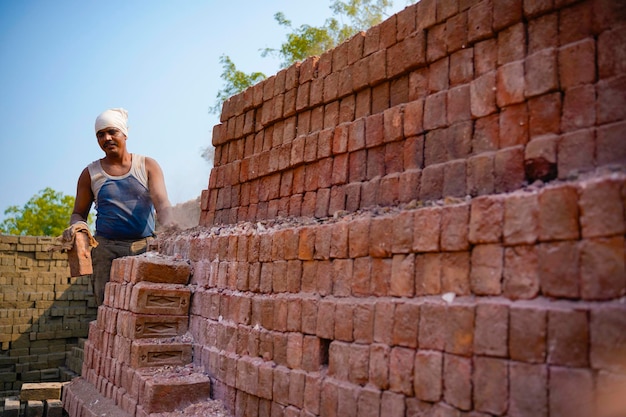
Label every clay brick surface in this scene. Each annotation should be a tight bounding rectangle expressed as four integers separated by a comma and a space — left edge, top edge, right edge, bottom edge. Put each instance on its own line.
129, 282, 190, 316
473, 357, 508, 415
129, 254, 191, 285
130, 339, 192, 368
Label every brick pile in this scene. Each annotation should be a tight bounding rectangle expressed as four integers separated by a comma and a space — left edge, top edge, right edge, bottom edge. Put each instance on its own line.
61, 253, 216, 416
158, 0, 625, 416
0, 235, 97, 397
202, 0, 626, 227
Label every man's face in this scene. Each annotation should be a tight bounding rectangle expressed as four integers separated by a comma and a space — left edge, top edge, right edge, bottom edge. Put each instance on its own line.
96, 127, 126, 153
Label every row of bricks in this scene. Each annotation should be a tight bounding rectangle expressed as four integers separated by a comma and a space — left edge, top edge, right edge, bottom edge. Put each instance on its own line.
199, 173, 626, 254
214, 32, 623, 150
219, 0, 622, 124
102, 281, 190, 316
212, 74, 626, 179
186, 235, 625, 301
188, 295, 626, 374
63, 377, 135, 417
201, 345, 625, 417
204, 134, 625, 227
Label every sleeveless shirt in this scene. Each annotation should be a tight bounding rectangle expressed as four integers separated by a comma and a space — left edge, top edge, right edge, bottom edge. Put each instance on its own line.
87, 154, 155, 239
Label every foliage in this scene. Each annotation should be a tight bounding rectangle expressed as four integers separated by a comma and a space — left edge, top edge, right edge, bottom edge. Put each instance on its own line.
0, 187, 86, 236
208, 55, 267, 115
262, 0, 393, 68
209, 0, 399, 116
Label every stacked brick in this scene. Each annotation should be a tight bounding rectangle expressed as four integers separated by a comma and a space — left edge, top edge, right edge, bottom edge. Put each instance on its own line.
159, 0, 626, 415
201, 0, 626, 227
62, 253, 213, 416
160, 172, 626, 417
0, 235, 97, 397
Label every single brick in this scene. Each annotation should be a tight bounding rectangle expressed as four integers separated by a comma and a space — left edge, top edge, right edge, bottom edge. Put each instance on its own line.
590, 305, 626, 373
470, 244, 503, 296
549, 367, 594, 417
413, 207, 441, 252
509, 305, 546, 363
538, 185, 580, 242
129, 282, 191, 316
443, 354, 472, 410
580, 236, 626, 300
509, 363, 548, 417
413, 350, 442, 402
474, 302, 508, 357
415, 253, 442, 296
473, 357, 508, 415
129, 254, 191, 285
138, 369, 211, 414
503, 192, 539, 245
503, 245, 539, 300
116, 311, 188, 340
547, 308, 589, 367
578, 177, 626, 238
469, 195, 503, 244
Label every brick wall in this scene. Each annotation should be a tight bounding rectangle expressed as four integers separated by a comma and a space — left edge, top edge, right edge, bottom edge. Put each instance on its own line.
0, 235, 97, 397
161, 0, 626, 416
202, 0, 626, 227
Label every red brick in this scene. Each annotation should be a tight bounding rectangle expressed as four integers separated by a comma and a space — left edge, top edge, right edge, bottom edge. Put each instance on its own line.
424, 57, 450, 92
470, 71, 496, 118
413, 350, 442, 402
138, 370, 211, 414
391, 301, 419, 347
419, 302, 446, 350
538, 185, 580, 241
470, 244, 503, 295
414, 253, 441, 295
549, 367, 594, 417
349, 216, 370, 258
420, 163, 444, 201
442, 159, 467, 198
493, 0, 522, 31
474, 302, 508, 356
525, 48, 558, 98
130, 254, 191, 285
373, 300, 394, 344
500, 103, 529, 148
497, 23, 526, 65
598, 25, 626, 79
528, 12, 558, 53
475, 38, 497, 76
598, 76, 626, 125
444, 304, 474, 356
597, 120, 626, 167
301, 335, 321, 372
369, 216, 395, 258
473, 357, 508, 415
443, 353, 472, 410
346, 343, 370, 386
504, 245, 539, 299
561, 84, 596, 133
469, 196, 503, 243
367, 50, 387, 87
423, 91, 447, 130
439, 204, 469, 251
352, 256, 372, 297
298, 227, 315, 261
316, 299, 335, 339
365, 113, 383, 148
509, 363, 548, 417
441, 252, 470, 295
389, 347, 414, 396
369, 344, 390, 390
510, 306, 546, 362
590, 305, 626, 373
399, 169, 422, 203
503, 191, 538, 245
303, 372, 321, 413
547, 308, 589, 367
371, 258, 392, 296
495, 145, 525, 192
467, 153, 495, 196
580, 236, 626, 300
117, 311, 188, 340
371, 82, 390, 114
579, 177, 625, 238
332, 153, 349, 186
130, 339, 192, 368
557, 129, 594, 178
129, 282, 190, 316
403, 100, 424, 138
412, 207, 441, 252
528, 93, 561, 138
559, 39, 596, 89
538, 241, 579, 298
427, 23, 446, 63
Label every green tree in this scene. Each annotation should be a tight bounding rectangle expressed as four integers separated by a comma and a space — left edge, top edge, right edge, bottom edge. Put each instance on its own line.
209, 0, 399, 117
0, 187, 81, 236
204, 0, 405, 163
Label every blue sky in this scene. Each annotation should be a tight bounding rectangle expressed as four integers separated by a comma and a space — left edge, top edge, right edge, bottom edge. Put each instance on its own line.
0, 0, 410, 223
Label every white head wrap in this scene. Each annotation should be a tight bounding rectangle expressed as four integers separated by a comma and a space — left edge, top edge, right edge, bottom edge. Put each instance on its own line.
94, 108, 129, 137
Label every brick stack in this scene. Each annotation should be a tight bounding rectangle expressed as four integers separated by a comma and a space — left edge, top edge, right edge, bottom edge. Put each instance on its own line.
152, 0, 626, 416
0, 235, 97, 397
62, 253, 213, 416
202, 0, 626, 227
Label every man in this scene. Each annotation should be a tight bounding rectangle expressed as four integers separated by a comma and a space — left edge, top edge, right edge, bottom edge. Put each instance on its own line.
69, 108, 174, 306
